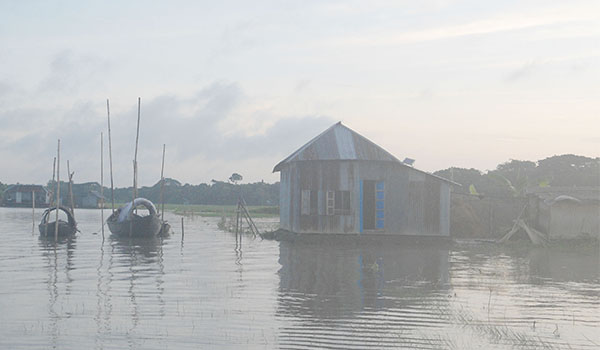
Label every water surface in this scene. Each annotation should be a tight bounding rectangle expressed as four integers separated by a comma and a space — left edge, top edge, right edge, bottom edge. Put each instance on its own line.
0, 207, 598, 349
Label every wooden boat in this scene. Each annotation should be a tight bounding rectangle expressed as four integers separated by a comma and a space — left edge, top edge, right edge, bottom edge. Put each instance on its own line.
107, 198, 164, 237
39, 206, 77, 237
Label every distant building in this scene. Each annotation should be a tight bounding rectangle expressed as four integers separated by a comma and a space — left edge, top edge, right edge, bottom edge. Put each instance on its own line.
71, 182, 107, 208
273, 122, 456, 236
527, 187, 600, 240
78, 190, 107, 208
2, 184, 50, 207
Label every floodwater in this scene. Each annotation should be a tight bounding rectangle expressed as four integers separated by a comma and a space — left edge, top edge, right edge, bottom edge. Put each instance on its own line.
0, 207, 598, 349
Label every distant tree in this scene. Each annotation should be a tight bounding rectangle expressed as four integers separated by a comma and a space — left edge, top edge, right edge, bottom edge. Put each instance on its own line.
534, 154, 600, 187
228, 173, 243, 184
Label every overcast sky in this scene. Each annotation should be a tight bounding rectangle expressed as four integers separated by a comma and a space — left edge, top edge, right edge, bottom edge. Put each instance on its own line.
1, 0, 598, 187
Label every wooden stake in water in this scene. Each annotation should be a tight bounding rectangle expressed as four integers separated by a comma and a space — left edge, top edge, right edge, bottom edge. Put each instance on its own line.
181, 217, 184, 241
67, 161, 75, 215
159, 144, 166, 223
100, 132, 105, 239
54, 139, 61, 241
130, 161, 135, 238
32, 190, 35, 234
45, 157, 56, 237
106, 99, 115, 214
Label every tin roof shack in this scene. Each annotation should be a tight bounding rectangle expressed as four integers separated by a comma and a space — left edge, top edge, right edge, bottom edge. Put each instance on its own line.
2, 184, 50, 207
71, 182, 106, 208
527, 187, 600, 240
273, 122, 455, 236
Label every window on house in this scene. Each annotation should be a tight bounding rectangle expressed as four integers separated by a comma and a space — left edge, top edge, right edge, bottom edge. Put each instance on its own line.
301, 190, 319, 215
326, 191, 335, 216
334, 190, 351, 215
301, 190, 310, 215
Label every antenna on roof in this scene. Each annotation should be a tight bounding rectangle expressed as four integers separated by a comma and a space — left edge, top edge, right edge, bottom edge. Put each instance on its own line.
403, 158, 415, 166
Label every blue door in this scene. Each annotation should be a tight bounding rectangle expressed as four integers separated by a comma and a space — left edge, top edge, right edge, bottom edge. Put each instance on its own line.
376, 181, 384, 229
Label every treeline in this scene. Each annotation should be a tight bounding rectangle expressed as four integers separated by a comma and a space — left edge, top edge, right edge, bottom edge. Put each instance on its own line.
434, 154, 599, 198
110, 179, 279, 206
2, 154, 598, 207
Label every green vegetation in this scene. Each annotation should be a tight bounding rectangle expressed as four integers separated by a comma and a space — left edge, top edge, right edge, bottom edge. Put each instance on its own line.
435, 154, 599, 197
111, 178, 279, 206
108, 203, 278, 218
168, 204, 277, 217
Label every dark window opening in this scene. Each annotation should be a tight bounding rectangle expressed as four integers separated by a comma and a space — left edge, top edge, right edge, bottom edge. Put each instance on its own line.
363, 181, 376, 229
301, 189, 319, 216
335, 190, 351, 215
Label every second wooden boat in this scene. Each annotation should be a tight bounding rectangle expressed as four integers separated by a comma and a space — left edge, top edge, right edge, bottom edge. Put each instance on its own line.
107, 198, 162, 237
39, 206, 77, 237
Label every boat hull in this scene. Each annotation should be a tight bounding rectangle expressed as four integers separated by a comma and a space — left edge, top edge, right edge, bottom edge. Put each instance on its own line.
39, 221, 77, 237
107, 214, 162, 237
38, 206, 77, 238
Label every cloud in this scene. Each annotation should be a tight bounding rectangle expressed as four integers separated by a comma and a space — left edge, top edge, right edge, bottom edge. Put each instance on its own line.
0, 81, 335, 186
505, 60, 541, 82
37, 50, 111, 94
319, 6, 598, 48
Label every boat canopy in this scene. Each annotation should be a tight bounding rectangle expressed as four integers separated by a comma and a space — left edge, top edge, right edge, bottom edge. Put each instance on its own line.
41, 206, 76, 226
117, 198, 158, 222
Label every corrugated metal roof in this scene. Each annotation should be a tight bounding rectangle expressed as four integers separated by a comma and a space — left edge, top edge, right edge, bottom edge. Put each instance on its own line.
272, 122, 457, 185
273, 122, 399, 171
527, 186, 600, 204
3, 184, 47, 193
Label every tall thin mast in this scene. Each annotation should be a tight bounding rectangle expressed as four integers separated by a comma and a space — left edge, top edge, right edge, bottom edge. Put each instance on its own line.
159, 144, 166, 222
100, 132, 105, 239
67, 161, 74, 214
133, 97, 141, 199
130, 97, 142, 238
106, 99, 115, 213
54, 139, 60, 241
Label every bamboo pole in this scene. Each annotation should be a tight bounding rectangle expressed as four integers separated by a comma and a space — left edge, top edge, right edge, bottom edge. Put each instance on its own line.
159, 144, 166, 223
45, 157, 56, 237
235, 201, 240, 235
181, 217, 184, 240
130, 160, 135, 238
52, 157, 56, 197
67, 161, 74, 215
106, 99, 115, 214
101, 132, 105, 239
54, 139, 60, 241
133, 97, 141, 199
32, 190, 35, 234
130, 97, 142, 238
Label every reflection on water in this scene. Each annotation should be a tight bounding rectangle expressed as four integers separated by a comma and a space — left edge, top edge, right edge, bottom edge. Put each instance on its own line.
278, 239, 450, 315
277, 239, 453, 349
0, 208, 598, 349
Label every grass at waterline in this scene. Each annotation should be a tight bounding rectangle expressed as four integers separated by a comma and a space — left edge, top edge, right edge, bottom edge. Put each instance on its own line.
110, 203, 279, 218
172, 204, 278, 218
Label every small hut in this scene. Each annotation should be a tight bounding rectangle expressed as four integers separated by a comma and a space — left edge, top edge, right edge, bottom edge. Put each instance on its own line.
527, 187, 600, 240
2, 184, 50, 207
79, 190, 106, 208
273, 122, 456, 236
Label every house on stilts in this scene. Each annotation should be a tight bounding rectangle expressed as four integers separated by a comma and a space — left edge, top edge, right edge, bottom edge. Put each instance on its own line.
273, 122, 457, 236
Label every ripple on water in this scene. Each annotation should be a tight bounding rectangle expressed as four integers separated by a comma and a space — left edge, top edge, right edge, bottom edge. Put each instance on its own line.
0, 207, 598, 349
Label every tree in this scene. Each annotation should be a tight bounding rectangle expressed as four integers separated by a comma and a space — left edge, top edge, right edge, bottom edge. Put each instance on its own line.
228, 173, 243, 184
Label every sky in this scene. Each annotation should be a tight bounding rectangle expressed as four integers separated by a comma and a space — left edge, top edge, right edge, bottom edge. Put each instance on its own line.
1, 0, 598, 187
